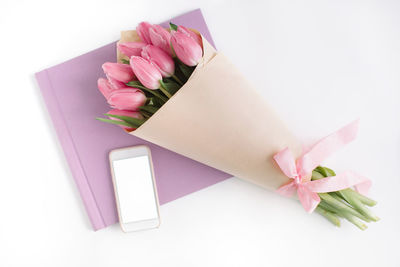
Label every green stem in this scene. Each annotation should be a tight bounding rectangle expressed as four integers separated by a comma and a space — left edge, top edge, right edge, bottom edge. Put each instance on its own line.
313, 166, 378, 220
338, 189, 379, 221
142, 88, 168, 102
315, 206, 341, 227
126, 81, 168, 103
159, 82, 172, 98
341, 212, 368, 230
319, 193, 369, 222
344, 188, 377, 207
319, 200, 367, 230
171, 74, 184, 86
318, 200, 341, 215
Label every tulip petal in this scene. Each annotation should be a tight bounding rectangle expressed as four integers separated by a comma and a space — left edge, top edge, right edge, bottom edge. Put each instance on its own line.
118, 42, 147, 58
141, 45, 174, 77
102, 62, 135, 83
149, 25, 172, 56
129, 56, 162, 89
136, 22, 152, 44
107, 88, 146, 111
171, 32, 203, 66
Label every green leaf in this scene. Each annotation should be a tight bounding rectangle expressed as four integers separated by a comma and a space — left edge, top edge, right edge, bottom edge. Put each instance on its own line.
139, 105, 159, 114
161, 79, 180, 95
158, 81, 172, 98
170, 40, 177, 58
150, 97, 164, 108
311, 170, 325, 180
126, 80, 147, 90
315, 166, 329, 177
104, 114, 145, 128
126, 81, 168, 102
121, 59, 130, 64
140, 110, 152, 119
143, 88, 168, 102
96, 118, 134, 128
178, 61, 195, 78
169, 22, 178, 31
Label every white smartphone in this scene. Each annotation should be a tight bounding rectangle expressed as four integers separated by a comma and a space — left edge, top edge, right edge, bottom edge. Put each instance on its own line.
109, 145, 160, 232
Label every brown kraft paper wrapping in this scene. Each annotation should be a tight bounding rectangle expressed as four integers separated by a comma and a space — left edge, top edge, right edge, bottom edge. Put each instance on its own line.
120, 31, 302, 190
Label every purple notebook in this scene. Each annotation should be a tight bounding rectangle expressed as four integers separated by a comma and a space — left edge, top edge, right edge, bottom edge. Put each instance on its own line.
36, 9, 231, 231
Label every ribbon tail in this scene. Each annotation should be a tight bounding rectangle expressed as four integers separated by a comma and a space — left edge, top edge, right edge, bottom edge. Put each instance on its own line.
273, 147, 298, 178
305, 171, 371, 195
354, 179, 372, 195
296, 120, 359, 177
297, 184, 320, 213
276, 181, 297, 198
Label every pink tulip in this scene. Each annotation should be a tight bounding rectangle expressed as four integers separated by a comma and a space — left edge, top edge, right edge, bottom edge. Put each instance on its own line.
107, 88, 146, 111
177, 25, 202, 47
149, 24, 172, 56
117, 42, 147, 58
106, 75, 126, 89
141, 45, 174, 77
107, 109, 143, 131
171, 32, 203, 66
97, 78, 115, 99
102, 62, 135, 83
136, 22, 152, 44
130, 56, 162, 89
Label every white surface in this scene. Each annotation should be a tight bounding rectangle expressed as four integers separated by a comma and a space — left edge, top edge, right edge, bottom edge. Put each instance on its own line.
1, 0, 399, 266
112, 156, 158, 224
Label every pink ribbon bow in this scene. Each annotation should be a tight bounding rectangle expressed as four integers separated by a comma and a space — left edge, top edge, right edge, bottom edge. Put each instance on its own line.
274, 120, 371, 213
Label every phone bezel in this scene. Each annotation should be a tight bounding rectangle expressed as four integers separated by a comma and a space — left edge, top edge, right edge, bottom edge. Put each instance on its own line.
109, 145, 160, 233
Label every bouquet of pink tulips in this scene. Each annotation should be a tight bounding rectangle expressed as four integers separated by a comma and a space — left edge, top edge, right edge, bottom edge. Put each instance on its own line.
97, 22, 201, 131
97, 21, 378, 229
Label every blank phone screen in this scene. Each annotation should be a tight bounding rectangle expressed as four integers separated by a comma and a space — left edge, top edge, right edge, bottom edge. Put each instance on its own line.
112, 156, 158, 223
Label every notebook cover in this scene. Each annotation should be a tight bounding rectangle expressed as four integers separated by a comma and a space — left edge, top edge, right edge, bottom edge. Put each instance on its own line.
36, 9, 231, 231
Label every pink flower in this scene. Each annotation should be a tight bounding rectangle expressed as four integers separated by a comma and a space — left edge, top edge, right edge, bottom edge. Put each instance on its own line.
107, 109, 143, 131
136, 22, 152, 44
171, 32, 203, 66
102, 62, 135, 83
177, 25, 202, 47
107, 88, 146, 111
141, 45, 174, 77
106, 75, 126, 89
97, 78, 115, 99
149, 24, 172, 56
130, 56, 162, 89
118, 42, 147, 58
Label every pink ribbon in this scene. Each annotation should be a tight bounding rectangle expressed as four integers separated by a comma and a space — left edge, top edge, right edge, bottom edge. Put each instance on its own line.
274, 120, 371, 213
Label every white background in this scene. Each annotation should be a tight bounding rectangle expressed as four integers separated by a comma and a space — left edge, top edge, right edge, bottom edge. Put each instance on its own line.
1, 0, 399, 266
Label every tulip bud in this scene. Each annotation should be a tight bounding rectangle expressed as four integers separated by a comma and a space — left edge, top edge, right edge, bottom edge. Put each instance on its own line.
136, 22, 152, 44
107, 109, 143, 131
177, 25, 202, 47
106, 75, 126, 89
141, 45, 174, 78
118, 42, 147, 58
107, 88, 146, 111
149, 24, 172, 56
130, 56, 162, 89
97, 78, 115, 99
102, 62, 135, 83
171, 32, 203, 66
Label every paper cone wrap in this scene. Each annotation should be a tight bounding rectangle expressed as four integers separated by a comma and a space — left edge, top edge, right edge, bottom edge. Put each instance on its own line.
120, 31, 302, 190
